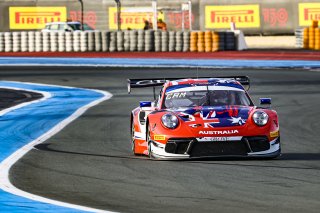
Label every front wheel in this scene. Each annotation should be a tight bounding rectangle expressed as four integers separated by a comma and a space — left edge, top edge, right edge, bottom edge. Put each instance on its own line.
147, 124, 154, 159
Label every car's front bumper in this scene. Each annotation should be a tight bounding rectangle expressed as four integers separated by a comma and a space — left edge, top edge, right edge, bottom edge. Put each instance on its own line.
149, 137, 281, 160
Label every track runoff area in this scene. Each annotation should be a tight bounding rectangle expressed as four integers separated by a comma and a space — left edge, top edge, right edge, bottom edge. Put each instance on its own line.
0, 65, 319, 213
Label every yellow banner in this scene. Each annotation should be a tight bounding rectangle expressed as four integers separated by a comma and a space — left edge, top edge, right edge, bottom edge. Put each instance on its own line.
299, 3, 320, 26
205, 5, 260, 29
108, 7, 164, 30
9, 7, 67, 30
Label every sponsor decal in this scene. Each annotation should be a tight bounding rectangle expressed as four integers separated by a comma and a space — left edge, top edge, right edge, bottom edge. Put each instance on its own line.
154, 135, 166, 141
166, 92, 187, 99
270, 130, 279, 138
262, 8, 288, 27
199, 130, 239, 135
9, 7, 67, 30
205, 5, 260, 29
299, 3, 320, 26
108, 7, 164, 30
69, 10, 97, 29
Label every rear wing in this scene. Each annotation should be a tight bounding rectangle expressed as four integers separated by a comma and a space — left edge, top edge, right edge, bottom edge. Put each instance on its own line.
127, 76, 250, 94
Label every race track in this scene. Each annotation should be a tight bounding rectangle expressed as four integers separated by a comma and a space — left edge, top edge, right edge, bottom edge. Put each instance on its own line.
2, 66, 320, 213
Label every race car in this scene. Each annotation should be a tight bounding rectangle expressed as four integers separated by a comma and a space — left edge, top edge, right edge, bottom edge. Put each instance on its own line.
129, 76, 280, 159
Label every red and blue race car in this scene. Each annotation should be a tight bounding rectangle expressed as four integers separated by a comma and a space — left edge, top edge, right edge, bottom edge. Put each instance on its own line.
129, 76, 280, 159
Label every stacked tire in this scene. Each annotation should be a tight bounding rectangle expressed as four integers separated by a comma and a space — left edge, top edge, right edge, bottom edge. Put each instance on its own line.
12, 32, 21, 52
80, 31, 88, 52
117, 31, 124, 52
0, 33, 4, 52
123, 30, 130, 51
95, 31, 102, 52
129, 30, 137, 52
102, 31, 110, 52
65, 32, 73, 52
137, 30, 145, 52
28, 31, 35, 52
35, 32, 42, 52
197, 31, 205, 52
50, 32, 58, 52
154, 31, 161, 52
145, 30, 154, 52
212, 32, 219, 52
73, 31, 81, 52
88, 31, 95, 51
217, 32, 225, 51
183, 31, 190, 52
175, 31, 183, 52
168, 31, 175, 52
42, 32, 50, 52
161, 31, 168, 52
109, 31, 117, 52
204, 31, 212, 52
225, 31, 235, 50
190, 31, 198, 52
58, 32, 66, 52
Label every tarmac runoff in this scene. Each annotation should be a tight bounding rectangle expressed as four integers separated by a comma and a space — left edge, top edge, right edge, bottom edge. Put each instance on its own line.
0, 81, 112, 212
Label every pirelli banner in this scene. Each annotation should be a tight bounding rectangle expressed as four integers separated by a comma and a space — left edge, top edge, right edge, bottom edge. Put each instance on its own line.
201, 0, 320, 34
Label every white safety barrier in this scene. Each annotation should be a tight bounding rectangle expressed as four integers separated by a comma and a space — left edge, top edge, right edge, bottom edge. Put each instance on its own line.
0, 30, 238, 53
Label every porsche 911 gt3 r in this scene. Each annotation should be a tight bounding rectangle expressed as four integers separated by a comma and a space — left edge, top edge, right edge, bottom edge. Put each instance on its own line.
129, 76, 280, 160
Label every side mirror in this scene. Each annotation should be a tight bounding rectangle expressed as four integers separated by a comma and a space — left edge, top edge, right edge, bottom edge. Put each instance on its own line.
140, 101, 152, 108
260, 98, 271, 105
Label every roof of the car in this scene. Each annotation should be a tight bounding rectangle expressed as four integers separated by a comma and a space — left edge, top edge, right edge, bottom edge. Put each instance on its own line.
165, 78, 244, 91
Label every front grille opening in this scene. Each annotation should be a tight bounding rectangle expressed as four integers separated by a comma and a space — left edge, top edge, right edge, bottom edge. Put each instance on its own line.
246, 136, 270, 152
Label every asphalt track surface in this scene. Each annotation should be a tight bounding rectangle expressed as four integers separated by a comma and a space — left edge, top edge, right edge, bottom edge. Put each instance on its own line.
0, 88, 42, 110
1, 67, 320, 213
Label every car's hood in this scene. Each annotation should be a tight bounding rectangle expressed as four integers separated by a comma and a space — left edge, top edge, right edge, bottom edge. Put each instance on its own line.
168, 106, 253, 128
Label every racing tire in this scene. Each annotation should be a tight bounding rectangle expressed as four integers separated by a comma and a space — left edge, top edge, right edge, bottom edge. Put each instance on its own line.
147, 124, 155, 159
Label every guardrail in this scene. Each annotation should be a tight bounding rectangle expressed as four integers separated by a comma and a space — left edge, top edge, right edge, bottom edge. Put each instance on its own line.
0, 30, 237, 53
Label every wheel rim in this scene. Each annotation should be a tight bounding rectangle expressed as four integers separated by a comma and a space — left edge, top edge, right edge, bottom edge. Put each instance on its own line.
131, 123, 135, 154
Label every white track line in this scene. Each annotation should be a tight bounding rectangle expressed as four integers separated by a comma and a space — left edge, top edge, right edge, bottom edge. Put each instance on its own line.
0, 82, 115, 213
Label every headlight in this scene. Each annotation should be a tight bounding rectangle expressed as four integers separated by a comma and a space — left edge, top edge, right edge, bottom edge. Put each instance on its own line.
252, 111, 269, 126
161, 114, 179, 129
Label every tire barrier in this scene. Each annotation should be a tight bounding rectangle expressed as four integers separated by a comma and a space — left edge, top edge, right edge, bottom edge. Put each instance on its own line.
0, 33, 4, 52
0, 30, 238, 52
295, 20, 320, 50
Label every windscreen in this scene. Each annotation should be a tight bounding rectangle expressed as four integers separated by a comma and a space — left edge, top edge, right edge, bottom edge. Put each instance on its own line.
164, 87, 251, 108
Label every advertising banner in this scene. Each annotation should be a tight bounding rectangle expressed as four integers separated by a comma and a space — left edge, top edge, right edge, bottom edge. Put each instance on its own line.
108, 7, 164, 30
298, 3, 320, 26
205, 5, 260, 29
9, 7, 67, 30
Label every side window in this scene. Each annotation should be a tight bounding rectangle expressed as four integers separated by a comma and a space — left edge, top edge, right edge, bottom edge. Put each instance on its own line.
50, 24, 59, 30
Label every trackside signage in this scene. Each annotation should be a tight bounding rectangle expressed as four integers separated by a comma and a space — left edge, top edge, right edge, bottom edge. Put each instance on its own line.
299, 3, 320, 26
9, 7, 67, 30
205, 4, 260, 29
108, 7, 164, 30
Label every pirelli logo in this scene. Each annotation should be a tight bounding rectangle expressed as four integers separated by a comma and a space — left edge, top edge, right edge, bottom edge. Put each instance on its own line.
205, 5, 260, 29
299, 3, 320, 26
9, 7, 67, 30
154, 135, 166, 141
108, 7, 164, 30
